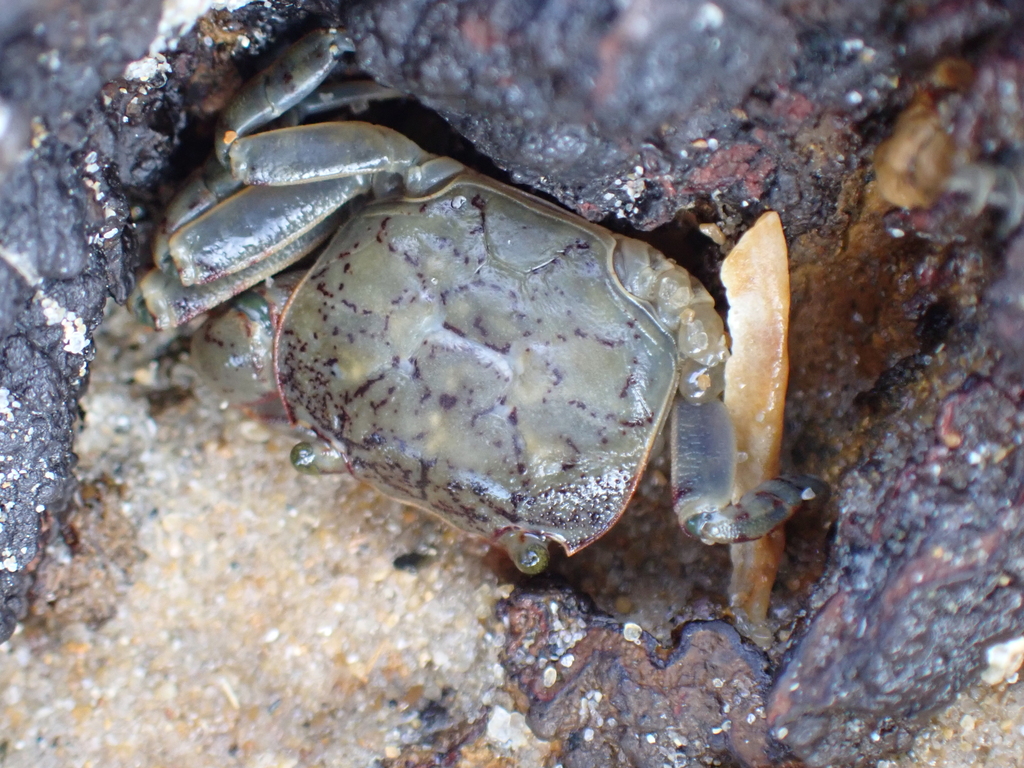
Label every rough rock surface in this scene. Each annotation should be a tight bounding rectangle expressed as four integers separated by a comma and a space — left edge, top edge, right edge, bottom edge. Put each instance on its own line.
770, 362, 1024, 765
0, 0, 335, 644
343, 0, 1011, 231
2, 2, 1024, 766
500, 582, 777, 768
0, 0, 163, 642
770, 20, 1024, 763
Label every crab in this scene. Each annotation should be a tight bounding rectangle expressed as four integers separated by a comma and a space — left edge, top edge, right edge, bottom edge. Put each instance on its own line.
131, 29, 826, 574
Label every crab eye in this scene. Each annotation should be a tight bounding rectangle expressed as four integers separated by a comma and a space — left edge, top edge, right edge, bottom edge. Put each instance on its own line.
499, 531, 551, 575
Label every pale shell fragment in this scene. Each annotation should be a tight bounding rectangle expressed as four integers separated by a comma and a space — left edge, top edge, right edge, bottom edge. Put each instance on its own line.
720, 211, 791, 646
721, 211, 790, 499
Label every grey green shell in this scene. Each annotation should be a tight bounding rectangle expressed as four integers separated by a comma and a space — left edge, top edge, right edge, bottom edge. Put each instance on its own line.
276, 175, 679, 553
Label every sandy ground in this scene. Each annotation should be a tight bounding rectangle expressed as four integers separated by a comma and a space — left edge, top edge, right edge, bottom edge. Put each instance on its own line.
1, 0, 1023, 764
0, 305, 551, 766
0, 309, 1021, 767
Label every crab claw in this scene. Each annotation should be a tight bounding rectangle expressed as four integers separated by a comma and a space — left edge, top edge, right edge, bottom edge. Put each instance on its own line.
683, 475, 830, 545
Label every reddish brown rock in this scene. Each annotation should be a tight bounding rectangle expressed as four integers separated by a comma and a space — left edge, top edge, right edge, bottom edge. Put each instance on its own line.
500, 582, 781, 768
769, 365, 1024, 766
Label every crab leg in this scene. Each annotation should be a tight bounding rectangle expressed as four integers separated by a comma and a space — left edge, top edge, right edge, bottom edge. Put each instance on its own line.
670, 399, 827, 543
215, 28, 354, 164
156, 80, 404, 270
947, 163, 1024, 236
287, 80, 405, 122
681, 471, 829, 544
167, 174, 370, 286
132, 209, 346, 329
612, 236, 729, 404
228, 122, 432, 186
669, 394, 828, 545
669, 401, 828, 544
152, 155, 244, 274
670, 399, 737, 520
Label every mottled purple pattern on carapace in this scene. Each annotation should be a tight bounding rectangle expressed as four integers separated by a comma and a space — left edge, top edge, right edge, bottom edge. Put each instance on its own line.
276, 175, 677, 551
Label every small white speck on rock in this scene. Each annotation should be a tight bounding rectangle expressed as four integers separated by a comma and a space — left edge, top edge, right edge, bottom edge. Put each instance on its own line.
623, 622, 642, 643
486, 706, 533, 750
542, 666, 557, 687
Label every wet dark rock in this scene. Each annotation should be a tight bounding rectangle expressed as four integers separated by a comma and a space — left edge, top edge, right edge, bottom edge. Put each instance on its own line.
0, 0, 316, 642
0, 0, 165, 642
343, 0, 811, 230
768, 21, 1024, 764
343, 0, 1013, 234
0, 0, 163, 183
769, 362, 1024, 766
1, 3, 1023, 765
499, 582, 777, 768
990, 233, 1024, 360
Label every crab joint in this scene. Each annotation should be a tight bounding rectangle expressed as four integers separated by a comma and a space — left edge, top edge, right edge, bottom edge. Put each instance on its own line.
290, 441, 348, 476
